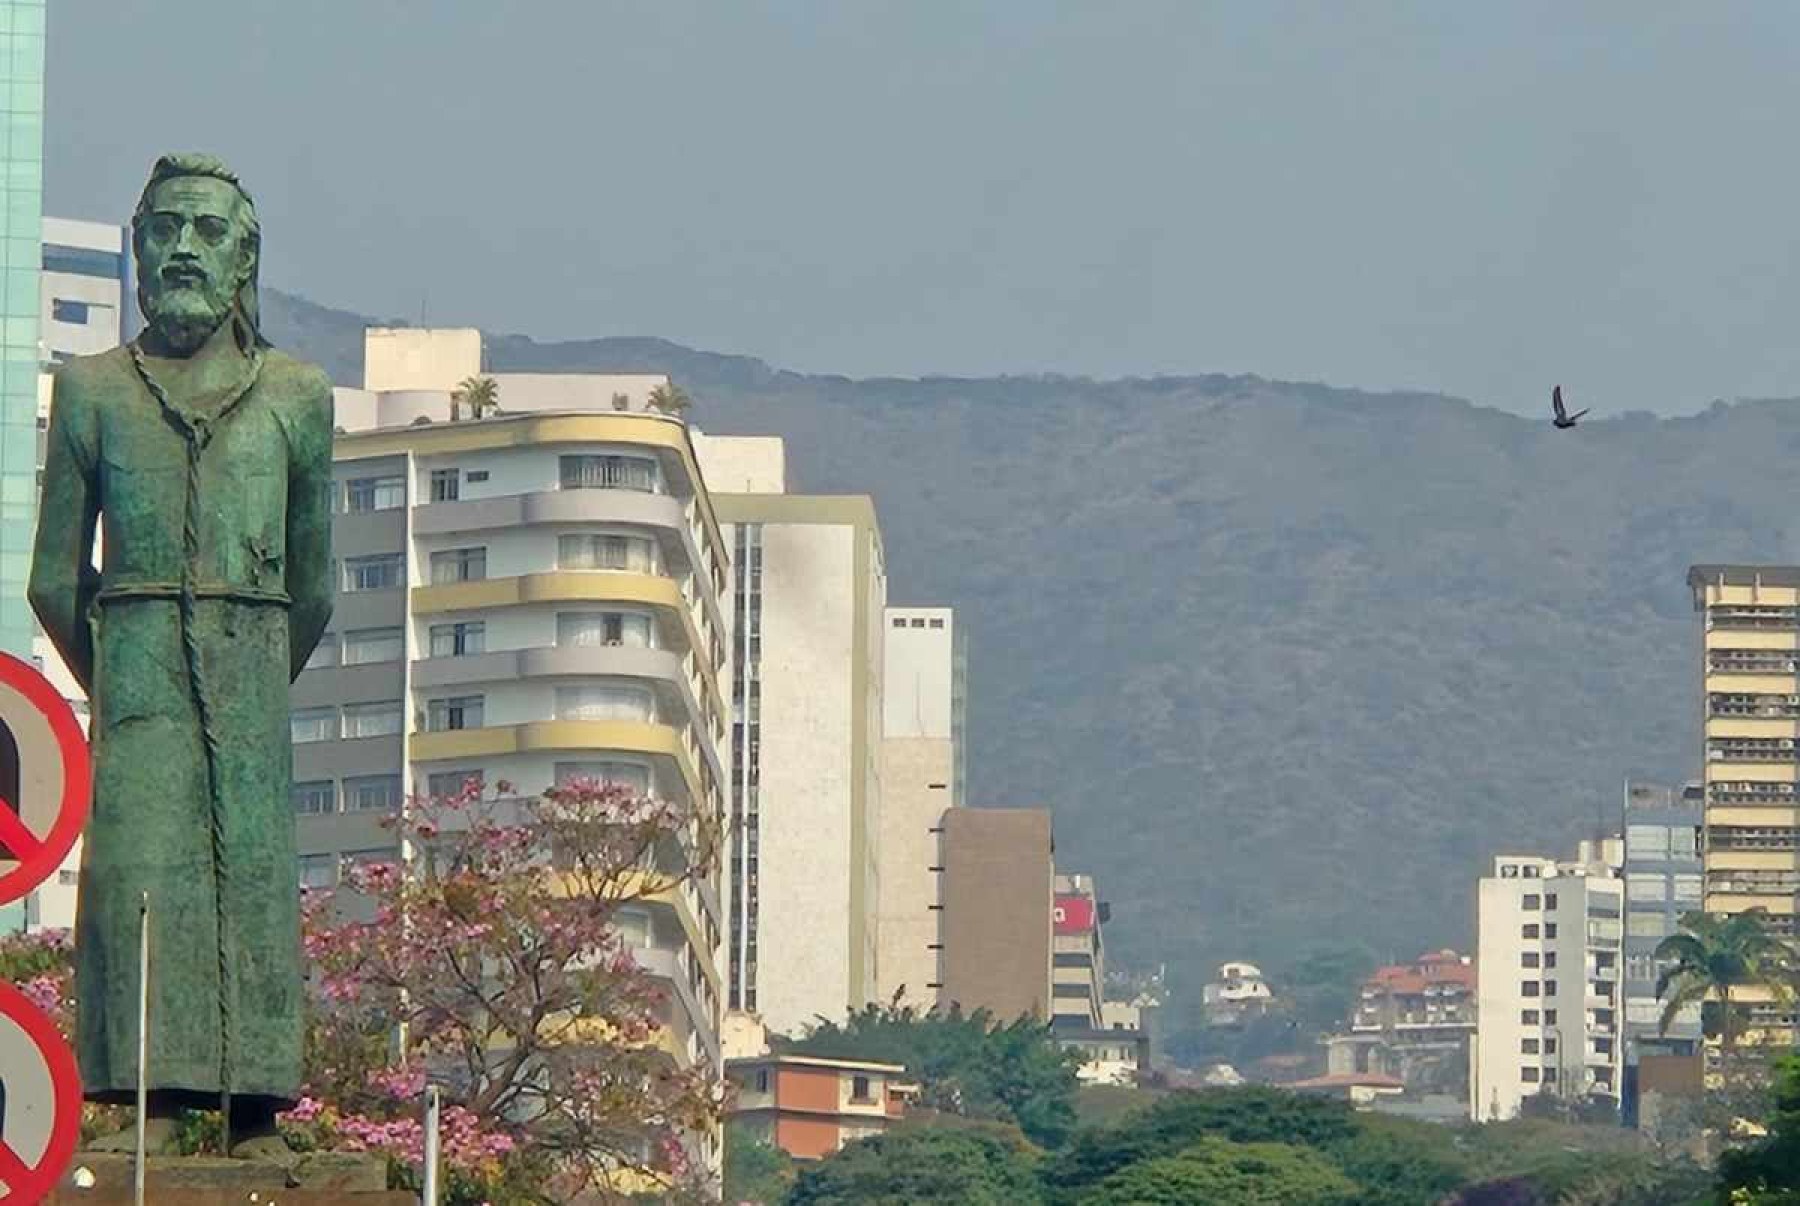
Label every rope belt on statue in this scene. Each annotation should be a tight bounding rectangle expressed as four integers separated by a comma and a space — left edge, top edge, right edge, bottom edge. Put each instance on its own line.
96, 583, 291, 606
127, 341, 264, 1144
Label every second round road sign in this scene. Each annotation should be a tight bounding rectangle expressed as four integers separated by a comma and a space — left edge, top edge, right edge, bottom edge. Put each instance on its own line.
0, 653, 89, 908
0, 979, 81, 1201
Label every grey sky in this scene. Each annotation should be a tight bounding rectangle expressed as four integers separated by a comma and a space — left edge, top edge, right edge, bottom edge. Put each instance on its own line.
47, 2, 1800, 412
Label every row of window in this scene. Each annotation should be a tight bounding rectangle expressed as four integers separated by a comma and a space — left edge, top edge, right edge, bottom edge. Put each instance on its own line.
341, 455, 664, 515
1520, 1035, 1560, 1055
1708, 693, 1800, 718
306, 611, 662, 671
1708, 648, 1800, 673
298, 848, 395, 890
1520, 922, 1560, 939
1519, 1008, 1559, 1026
1518, 893, 1561, 910
1626, 874, 1702, 903
1707, 605, 1800, 630
1519, 980, 1560, 997
890, 616, 947, 630
1623, 824, 1700, 860
1710, 870, 1800, 894
1707, 826, 1800, 851
339, 535, 666, 595
1520, 952, 1557, 969
292, 775, 402, 815
292, 683, 662, 743
294, 762, 656, 820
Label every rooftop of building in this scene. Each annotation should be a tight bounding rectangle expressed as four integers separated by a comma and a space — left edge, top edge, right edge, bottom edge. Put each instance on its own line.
1364, 951, 1476, 994
1689, 564, 1800, 594
727, 1053, 909, 1076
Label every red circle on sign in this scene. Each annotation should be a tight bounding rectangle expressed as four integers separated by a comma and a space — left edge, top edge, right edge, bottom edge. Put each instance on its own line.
0, 979, 82, 1201
0, 653, 91, 908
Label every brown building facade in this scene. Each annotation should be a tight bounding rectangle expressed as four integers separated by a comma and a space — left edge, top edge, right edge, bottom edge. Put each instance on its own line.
937, 807, 1054, 1021
726, 1055, 913, 1160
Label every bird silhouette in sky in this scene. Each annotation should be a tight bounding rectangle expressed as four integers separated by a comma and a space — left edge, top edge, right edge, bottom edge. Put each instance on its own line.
1551, 385, 1588, 430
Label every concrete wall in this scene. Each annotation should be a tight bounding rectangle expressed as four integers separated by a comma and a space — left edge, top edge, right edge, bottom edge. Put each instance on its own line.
362, 327, 481, 391
692, 433, 785, 494
877, 737, 952, 1010
940, 808, 1053, 1022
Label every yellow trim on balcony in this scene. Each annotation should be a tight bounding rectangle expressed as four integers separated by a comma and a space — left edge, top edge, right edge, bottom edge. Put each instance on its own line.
1706, 850, 1800, 872
614, 870, 722, 999
1708, 806, 1800, 827
413, 572, 721, 717
337, 412, 728, 579
1711, 762, 1800, 784
411, 719, 705, 806
1705, 894, 1797, 914
1708, 673, 1800, 694
1706, 628, 1800, 651
1705, 718, 1800, 739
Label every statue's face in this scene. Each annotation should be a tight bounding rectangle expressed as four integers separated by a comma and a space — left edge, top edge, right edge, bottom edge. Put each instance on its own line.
136, 176, 251, 354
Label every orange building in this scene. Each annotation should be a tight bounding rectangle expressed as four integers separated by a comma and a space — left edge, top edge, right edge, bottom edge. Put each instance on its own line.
726, 1054, 916, 1160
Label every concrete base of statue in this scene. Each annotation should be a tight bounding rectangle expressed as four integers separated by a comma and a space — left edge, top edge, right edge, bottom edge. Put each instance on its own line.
48, 1150, 405, 1202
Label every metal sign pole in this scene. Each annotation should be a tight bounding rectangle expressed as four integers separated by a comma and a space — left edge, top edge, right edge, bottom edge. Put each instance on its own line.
135, 890, 149, 1206
421, 1084, 441, 1206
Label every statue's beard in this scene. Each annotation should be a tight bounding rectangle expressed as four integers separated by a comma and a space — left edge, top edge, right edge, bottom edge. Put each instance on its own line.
142, 283, 233, 355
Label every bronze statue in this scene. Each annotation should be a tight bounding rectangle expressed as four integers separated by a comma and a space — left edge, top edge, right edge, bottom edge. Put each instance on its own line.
29, 154, 333, 1157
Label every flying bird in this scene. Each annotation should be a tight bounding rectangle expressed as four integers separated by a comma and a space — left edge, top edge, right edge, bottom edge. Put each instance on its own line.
1551, 385, 1588, 430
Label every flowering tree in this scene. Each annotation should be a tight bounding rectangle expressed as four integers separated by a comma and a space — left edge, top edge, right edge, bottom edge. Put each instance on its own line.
296, 776, 726, 1201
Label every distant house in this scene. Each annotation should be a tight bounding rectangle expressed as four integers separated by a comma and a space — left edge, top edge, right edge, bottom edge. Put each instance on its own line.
726, 1054, 919, 1161
1289, 1071, 1407, 1108
1201, 961, 1276, 1025
1326, 949, 1475, 1100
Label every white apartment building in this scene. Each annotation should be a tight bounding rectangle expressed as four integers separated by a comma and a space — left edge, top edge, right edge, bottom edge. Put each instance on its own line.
7, 217, 128, 934
1471, 839, 1624, 1122
692, 433, 887, 1038
291, 330, 732, 1173
875, 605, 963, 1010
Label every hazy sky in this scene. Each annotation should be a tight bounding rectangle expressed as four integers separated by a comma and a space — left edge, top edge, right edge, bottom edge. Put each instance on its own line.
45, 2, 1800, 412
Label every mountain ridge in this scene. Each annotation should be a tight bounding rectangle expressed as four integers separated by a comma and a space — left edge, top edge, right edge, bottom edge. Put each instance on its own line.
262, 286, 1785, 1005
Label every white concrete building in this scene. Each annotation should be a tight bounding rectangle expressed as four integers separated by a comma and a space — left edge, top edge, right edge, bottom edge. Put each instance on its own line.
7, 218, 128, 935
1471, 839, 1624, 1122
692, 434, 887, 1038
293, 329, 732, 1175
875, 605, 963, 1010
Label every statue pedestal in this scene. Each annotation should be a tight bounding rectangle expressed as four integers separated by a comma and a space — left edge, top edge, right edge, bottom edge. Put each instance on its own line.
48, 1151, 407, 1203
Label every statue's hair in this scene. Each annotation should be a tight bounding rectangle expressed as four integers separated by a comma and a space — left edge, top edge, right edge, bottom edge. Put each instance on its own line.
131, 153, 269, 349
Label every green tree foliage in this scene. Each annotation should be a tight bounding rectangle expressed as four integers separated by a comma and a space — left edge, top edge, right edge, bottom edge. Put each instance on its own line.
784, 1126, 1041, 1206
1282, 944, 1379, 1033
782, 1003, 1082, 1148
722, 1122, 794, 1205
646, 381, 692, 416
1718, 1052, 1800, 1205
449, 374, 498, 420
1655, 910, 1796, 1063
1080, 1136, 1358, 1206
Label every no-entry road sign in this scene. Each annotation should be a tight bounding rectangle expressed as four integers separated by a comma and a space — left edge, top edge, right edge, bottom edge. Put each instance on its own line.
0, 979, 80, 1201
0, 654, 89, 908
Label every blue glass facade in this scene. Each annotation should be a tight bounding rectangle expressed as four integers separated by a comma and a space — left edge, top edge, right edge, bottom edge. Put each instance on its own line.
0, 0, 42, 660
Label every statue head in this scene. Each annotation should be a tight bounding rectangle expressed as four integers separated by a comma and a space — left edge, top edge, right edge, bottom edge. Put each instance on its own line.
131, 153, 268, 355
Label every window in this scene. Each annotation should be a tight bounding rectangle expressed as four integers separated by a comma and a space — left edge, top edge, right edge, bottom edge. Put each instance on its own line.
1627, 876, 1669, 903
343, 627, 404, 665
1542, 1067, 1558, 1083
1544, 1010, 1557, 1025
426, 695, 484, 731
910, 618, 925, 628
754, 1070, 770, 1093
429, 622, 486, 658
1521, 1067, 1540, 1083
891, 617, 906, 628
1521, 1038, 1540, 1054
466, 470, 489, 483
304, 636, 337, 671
1673, 874, 1703, 903
1545, 923, 1558, 939
1543, 952, 1557, 970
430, 547, 487, 584
1627, 912, 1667, 937
556, 684, 654, 723
58, 869, 77, 886
426, 770, 484, 799
558, 533, 658, 573
850, 1075, 872, 1102
1626, 999, 1660, 1025
559, 454, 658, 492
1627, 824, 1671, 859
1545, 893, 1559, 909
1670, 827, 1698, 858
43, 245, 125, 279
557, 611, 654, 649
290, 707, 337, 743
1543, 980, 1558, 996
51, 298, 90, 324
1520, 1009, 1540, 1025
1521, 924, 1540, 939
291, 780, 335, 815
345, 475, 405, 513
345, 775, 403, 813
1522, 981, 1540, 997
1523, 894, 1541, 910
1593, 1036, 1613, 1055
554, 761, 652, 794
298, 855, 334, 890
929, 618, 945, 628
343, 554, 404, 592
343, 701, 403, 738
429, 468, 461, 502
1522, 952, 1540, 968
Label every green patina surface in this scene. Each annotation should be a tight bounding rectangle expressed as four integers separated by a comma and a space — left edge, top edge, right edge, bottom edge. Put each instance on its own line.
27, 155, 332, 1110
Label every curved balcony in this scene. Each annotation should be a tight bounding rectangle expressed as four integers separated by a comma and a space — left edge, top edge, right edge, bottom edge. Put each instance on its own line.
412, 573, 722, 722
412, 719, 708, 814
413, 489, 725, 640
413, 645, 723, 790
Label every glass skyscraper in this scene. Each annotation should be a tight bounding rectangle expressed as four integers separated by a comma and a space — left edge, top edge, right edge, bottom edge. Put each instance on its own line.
0, 0, 42, 659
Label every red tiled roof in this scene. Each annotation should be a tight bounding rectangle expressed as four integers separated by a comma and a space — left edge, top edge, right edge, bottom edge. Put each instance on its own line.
1290, 1071, 1406, 1090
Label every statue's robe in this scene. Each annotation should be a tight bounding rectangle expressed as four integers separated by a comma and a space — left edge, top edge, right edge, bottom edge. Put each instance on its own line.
28, 341, 333, 1107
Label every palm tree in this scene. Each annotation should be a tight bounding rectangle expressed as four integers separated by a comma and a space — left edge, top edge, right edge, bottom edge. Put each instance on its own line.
646, 382, 692, 418
1655, 909, 1795, 1065
451, 375, 499, 421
